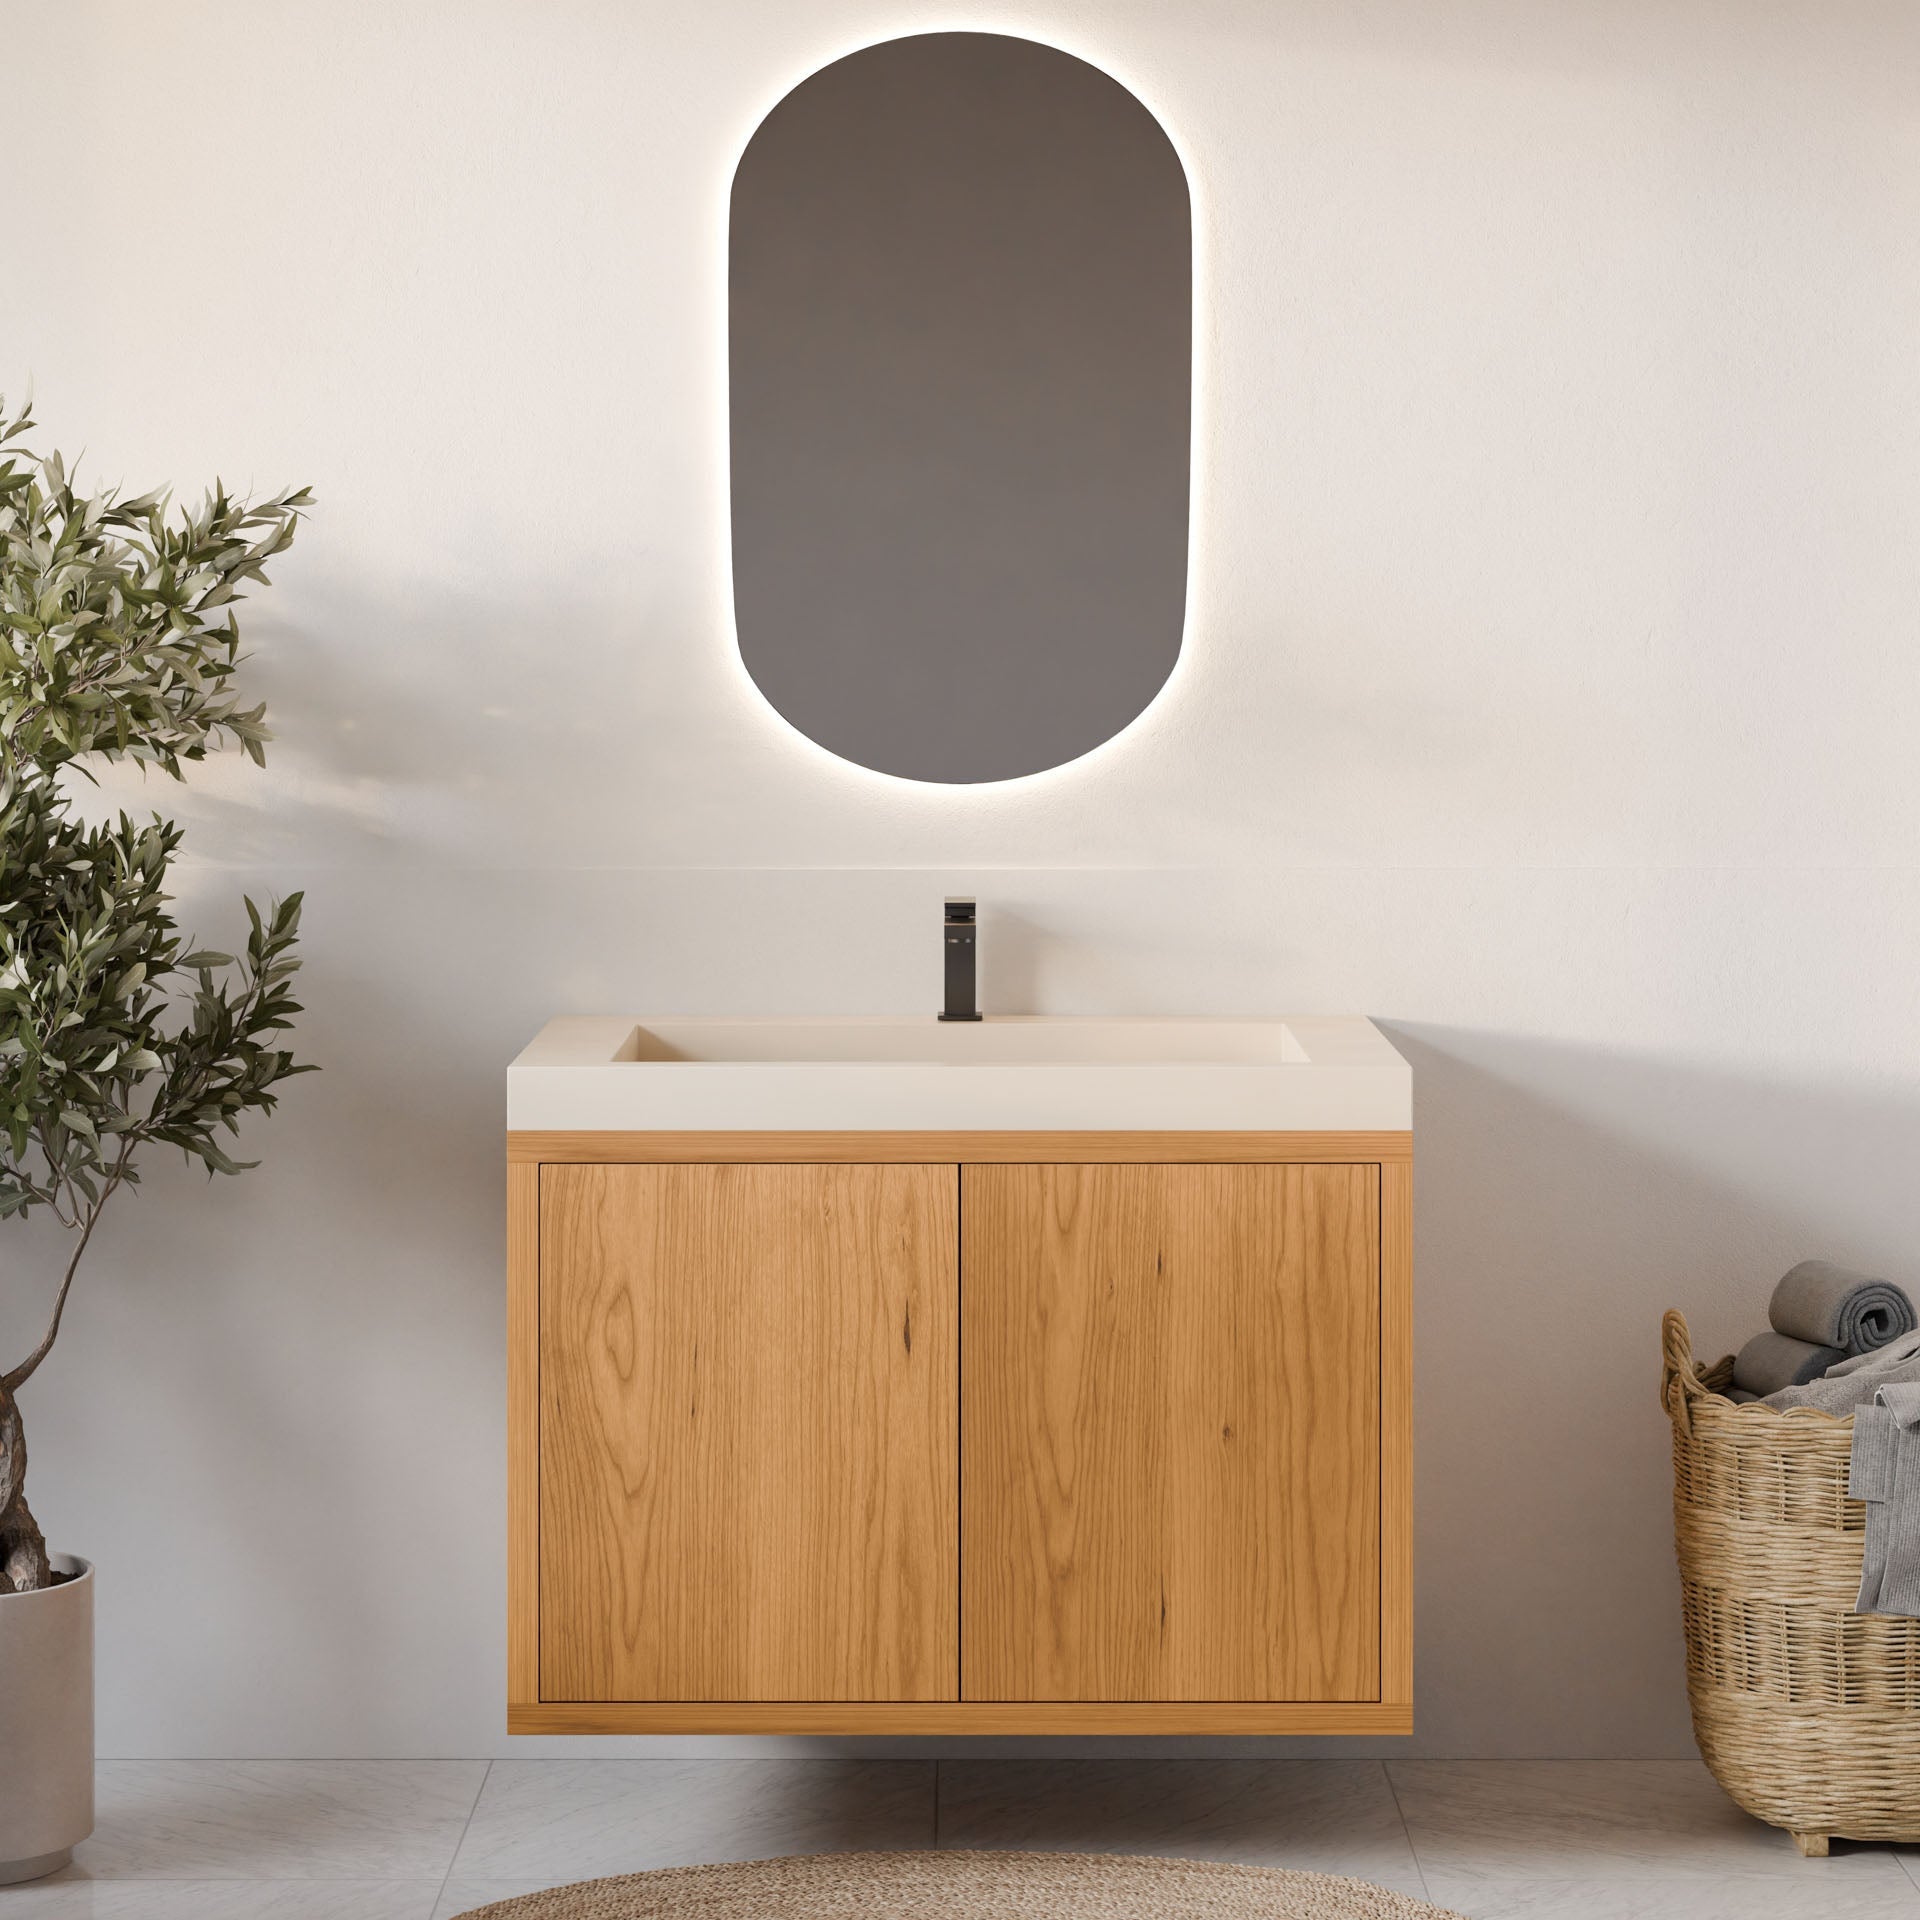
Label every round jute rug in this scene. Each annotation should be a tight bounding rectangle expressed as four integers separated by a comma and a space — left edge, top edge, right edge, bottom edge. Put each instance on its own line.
449, 1849, 1462, 1920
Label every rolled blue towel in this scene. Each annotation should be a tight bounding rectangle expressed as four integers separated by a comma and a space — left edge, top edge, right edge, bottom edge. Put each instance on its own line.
1771, 1260, 1917, 1355
1733, 1328, 1846, 1397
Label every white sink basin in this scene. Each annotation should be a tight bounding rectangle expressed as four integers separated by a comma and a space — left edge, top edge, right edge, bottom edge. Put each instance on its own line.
508, 1016, 1409, 1132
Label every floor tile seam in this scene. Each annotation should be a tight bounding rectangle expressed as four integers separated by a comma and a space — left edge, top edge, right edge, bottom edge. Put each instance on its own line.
440, 1760, 496, 1892
1379, 1761, 1435, 1904
44, 1872, 457, 1884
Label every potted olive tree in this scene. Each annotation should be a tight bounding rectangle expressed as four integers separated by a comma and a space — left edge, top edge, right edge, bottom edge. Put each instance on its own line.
0, 400, 312, 1882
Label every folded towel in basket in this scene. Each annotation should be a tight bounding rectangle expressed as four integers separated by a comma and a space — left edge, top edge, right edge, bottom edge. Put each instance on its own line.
1771, 1260, 1917, 1354
1850, 1381, 1920, 1618
1766, 1328, 1920, 1413
1733, 1328, 1847, 1396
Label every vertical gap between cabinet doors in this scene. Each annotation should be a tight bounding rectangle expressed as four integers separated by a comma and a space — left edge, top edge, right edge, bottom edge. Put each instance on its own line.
955, 1161, 964, 1704
1375, 1160, 1383, 1707
535, 1161, 544, 1708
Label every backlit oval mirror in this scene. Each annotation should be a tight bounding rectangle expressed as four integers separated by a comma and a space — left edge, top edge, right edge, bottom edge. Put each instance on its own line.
729, 32, 1192, 784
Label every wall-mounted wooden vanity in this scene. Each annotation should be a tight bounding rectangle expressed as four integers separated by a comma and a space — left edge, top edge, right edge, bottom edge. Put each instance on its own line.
507, 1017, 1411, 1735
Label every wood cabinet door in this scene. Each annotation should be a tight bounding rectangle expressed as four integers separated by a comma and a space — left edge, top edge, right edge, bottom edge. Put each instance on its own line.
962, 1162, 1379, 1702
539, 1162, 958, 1702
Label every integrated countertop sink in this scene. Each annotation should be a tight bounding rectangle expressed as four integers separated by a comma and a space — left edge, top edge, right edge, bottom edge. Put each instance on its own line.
508, 1016, 1409, 1132
507, 1012, 1415, 1734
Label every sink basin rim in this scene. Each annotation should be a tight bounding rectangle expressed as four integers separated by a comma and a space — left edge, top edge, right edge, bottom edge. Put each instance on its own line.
616, 1015, 1315, 1066
508, 1016, 1410, 1133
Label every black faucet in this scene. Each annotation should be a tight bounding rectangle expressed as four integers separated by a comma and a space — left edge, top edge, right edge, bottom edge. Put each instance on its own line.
938, 898, 982, 1022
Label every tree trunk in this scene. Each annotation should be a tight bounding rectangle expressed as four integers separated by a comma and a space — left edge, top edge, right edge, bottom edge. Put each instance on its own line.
0, 1382, 50, 1594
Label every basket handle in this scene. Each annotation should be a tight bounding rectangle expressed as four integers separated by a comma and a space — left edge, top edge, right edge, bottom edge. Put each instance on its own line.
1663, 1309, 1713, 1438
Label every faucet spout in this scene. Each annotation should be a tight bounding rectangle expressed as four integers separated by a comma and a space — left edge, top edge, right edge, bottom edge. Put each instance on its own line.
939, 898, 983, 1022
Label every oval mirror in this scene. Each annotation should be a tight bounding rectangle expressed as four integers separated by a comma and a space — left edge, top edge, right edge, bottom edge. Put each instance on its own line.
729, 32, 1192, 784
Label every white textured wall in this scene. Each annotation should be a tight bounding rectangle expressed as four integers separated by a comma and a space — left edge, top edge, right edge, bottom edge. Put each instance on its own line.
4, 0, 1919, 1759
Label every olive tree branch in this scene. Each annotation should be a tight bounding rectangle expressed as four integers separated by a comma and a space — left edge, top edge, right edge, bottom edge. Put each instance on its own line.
1, 1138, 131, 1394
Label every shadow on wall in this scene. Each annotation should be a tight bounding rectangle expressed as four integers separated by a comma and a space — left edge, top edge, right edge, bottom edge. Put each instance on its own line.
71, 571, 712, 871
7, 864, 546, 1758
1384, 1023, 1920, 1758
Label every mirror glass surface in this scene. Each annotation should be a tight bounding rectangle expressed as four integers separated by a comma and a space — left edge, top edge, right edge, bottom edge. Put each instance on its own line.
729, 32, 1192, 784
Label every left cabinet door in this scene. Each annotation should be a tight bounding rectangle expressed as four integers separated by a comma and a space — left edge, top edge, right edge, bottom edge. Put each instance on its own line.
538, 1162, 959, 1703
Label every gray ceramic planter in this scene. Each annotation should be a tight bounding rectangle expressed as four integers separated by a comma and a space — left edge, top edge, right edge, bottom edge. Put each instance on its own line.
0, 1554, 93, 1883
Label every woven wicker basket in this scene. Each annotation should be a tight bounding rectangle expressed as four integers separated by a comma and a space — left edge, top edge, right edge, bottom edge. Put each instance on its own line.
1663, 1309, 1920, 1856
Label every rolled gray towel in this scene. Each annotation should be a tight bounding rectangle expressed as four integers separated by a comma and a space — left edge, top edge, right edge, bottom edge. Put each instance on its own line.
1771, 1260, 1916, 1354
1733, 1328, 1847, 1396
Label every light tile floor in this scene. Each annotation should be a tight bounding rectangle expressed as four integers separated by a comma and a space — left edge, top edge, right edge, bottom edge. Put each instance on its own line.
5, 1760, 1918, 1919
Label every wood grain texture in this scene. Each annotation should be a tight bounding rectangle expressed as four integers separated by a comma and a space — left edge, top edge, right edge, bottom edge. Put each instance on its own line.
506, 1158, 541, 1710
509, 1700, 1413, 1735
1379, 1157, 1414, 1711
962, 1162, 1380, 1703
509, 1131, 1411, 1165
538, 1162, 958, 1702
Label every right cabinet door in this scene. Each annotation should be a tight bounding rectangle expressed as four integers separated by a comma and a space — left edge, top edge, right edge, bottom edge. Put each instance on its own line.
962, 1162, 1380, 1703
